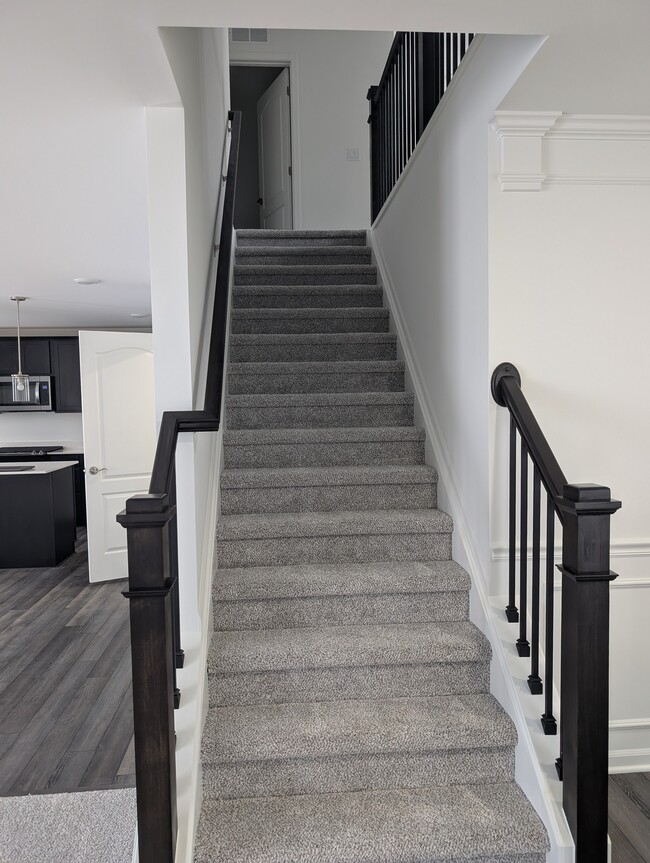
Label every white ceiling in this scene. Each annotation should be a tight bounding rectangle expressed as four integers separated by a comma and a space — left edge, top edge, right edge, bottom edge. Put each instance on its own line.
3, 0, 650, 328
0, 0, 178, 329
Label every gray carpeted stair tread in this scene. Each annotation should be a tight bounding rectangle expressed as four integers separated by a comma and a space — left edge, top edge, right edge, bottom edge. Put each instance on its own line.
232, 284, 383, 308
213, 560, 469, 602
229, 332, 396, 362
223, 426, 425, 447
231, 307, 389, 334
226, 391, 414, 430
221, 464, 436, 489
228, 360, 403, 376
235, 246, 372, 266
219, 465, 438, 515
217, 507, 452, 541
202, 692, 515, 764
223, 426, 425, 468
195, 783, 549, 863
227, 360, 404, 395
236, 229, 367, 247
209, 620, 489, 674
235, 264, 377, 286
213, 560, 470, 630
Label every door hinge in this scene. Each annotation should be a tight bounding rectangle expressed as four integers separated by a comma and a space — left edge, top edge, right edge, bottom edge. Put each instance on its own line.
288, 166, 292, 177
286, 86, 290, 96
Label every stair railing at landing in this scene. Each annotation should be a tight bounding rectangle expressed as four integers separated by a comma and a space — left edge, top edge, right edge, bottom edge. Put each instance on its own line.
367, 31, 474, 222
491, 363, 620, 863
116, 110, 241, 863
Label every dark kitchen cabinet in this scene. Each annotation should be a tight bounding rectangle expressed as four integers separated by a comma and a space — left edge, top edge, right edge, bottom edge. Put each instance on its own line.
0, 336, 81, 412
0, 338, 50, 375
0, 453, 86, 527
50, 338, 82, 412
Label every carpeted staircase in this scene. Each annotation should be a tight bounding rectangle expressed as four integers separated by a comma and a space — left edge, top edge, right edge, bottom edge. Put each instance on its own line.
194, 230, 549, 863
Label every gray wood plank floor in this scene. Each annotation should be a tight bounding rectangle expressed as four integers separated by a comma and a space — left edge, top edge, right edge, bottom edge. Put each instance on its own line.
0, 532, 134, 796
610, 772, 650, 862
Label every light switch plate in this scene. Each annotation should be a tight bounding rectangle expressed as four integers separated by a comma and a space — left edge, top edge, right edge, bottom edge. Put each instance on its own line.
347, 148, 360, 162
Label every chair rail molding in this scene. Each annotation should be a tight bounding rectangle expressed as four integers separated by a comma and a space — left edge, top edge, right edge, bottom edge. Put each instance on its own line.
490, 111, 650, 189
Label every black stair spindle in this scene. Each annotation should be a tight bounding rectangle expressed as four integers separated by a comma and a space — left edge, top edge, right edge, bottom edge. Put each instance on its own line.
542, 494, 558, 734
528, 468, 543, 693
517, 440, 530, 657
506, 417, 519, 622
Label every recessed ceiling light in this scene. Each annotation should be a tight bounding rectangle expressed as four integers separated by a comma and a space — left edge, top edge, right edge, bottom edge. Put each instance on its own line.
73, 277, 102, 285
130, 313, 151, 318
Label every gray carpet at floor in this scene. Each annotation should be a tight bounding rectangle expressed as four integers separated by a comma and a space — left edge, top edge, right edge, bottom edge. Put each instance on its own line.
0, 789, 136, 863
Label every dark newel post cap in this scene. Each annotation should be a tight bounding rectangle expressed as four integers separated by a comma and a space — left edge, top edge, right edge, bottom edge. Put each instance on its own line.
559, 483, 622, 515
367, 85, 378, 101
491, 362, 521, 407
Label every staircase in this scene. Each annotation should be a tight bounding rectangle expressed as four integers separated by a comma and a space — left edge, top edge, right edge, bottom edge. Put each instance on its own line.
194, 229, 548, 863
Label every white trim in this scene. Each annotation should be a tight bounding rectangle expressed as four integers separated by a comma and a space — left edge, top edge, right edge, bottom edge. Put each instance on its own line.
492, 538, 650, 561
371, 35, 484, 229
229, 50, 302, 229
609, 718, 650, 773
491, 110, 650, 190
131, 832, 138, 863
369, 231, 573, 863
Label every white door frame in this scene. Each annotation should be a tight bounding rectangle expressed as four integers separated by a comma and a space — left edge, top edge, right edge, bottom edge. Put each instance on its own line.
229, 52, 302, 228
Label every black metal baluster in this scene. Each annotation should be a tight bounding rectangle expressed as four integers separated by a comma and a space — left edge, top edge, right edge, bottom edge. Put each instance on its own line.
506, 417, 519, 622
168, 468, 182, 709
452, 31, 459, 72
381, 89, 388, 211
443, 33, 453, 92
517, 440, 530, 656
542, 495, 558, 734
528, 468, 543, 693
397, 41, 403, 175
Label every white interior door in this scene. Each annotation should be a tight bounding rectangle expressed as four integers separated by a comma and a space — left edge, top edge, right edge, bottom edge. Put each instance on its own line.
257, 68, 293, 229
79, 331, 156, 583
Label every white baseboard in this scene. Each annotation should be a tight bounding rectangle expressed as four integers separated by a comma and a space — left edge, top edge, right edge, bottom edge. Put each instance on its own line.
609, 718, 650, 773
369, 230, 573, 863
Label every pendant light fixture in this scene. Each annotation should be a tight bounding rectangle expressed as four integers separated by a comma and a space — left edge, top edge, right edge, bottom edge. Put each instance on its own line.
10, 296, 30, 403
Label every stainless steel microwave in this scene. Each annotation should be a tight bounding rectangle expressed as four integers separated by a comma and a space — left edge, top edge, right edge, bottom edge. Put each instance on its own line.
0, 376, 53, 411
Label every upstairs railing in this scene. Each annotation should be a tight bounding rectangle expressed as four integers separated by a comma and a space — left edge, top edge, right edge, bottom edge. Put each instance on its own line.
367, 31, 474, 221
116, 110, 241, 863
491, 363, 621, 863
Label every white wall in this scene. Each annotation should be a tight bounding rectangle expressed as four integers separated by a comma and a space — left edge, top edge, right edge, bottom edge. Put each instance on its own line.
0, 412, 83, 448
230, 29, 393, 229
488, 112, 650, 771
145, 28, 231, 863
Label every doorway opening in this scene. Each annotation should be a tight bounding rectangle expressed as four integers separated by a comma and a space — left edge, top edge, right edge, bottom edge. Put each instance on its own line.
230, 64, 294, 229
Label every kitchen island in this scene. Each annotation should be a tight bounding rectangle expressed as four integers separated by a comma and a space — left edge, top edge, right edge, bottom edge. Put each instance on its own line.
0, 461, 77, 567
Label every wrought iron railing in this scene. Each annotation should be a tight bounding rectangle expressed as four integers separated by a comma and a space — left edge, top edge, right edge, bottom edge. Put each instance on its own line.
116, 110, 241, 863
492, 362, 620, 863
367, 31, 474, 221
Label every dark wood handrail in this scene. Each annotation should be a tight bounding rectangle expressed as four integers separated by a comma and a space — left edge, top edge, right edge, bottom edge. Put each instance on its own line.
116, 109, 241, 863
491, 361, 620, 863
491, 362, 567, 513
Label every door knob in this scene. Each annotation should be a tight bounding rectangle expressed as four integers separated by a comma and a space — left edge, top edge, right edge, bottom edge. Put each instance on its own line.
87, 466, 106, 475
257, 198, 263, 205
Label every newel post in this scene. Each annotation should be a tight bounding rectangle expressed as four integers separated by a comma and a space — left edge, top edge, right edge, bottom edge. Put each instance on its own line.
117, 495, 177, 863
556, 484, 621, 863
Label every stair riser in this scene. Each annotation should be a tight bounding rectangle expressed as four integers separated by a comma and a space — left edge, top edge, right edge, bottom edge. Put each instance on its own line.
220, 482, 436, 515
237, 234, 367, 248
232, 287, 383, 309
236, 251, 372, 266
214, 592, 469, 630
217, 531, 451, 568
225, 402, 414, 430
234, 269, 377, 286
229, 339, 396, 363
231, 314, 389, 335
202, 747, 513, 801
227, 369, 404, 395
209, 660, 489, 707
223, 439, 424, 469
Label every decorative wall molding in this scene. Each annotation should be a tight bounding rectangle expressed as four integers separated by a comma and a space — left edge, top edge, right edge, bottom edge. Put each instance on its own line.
609, 718, 650, 773
491, 540, 650, 590
490, 111, 650, 189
